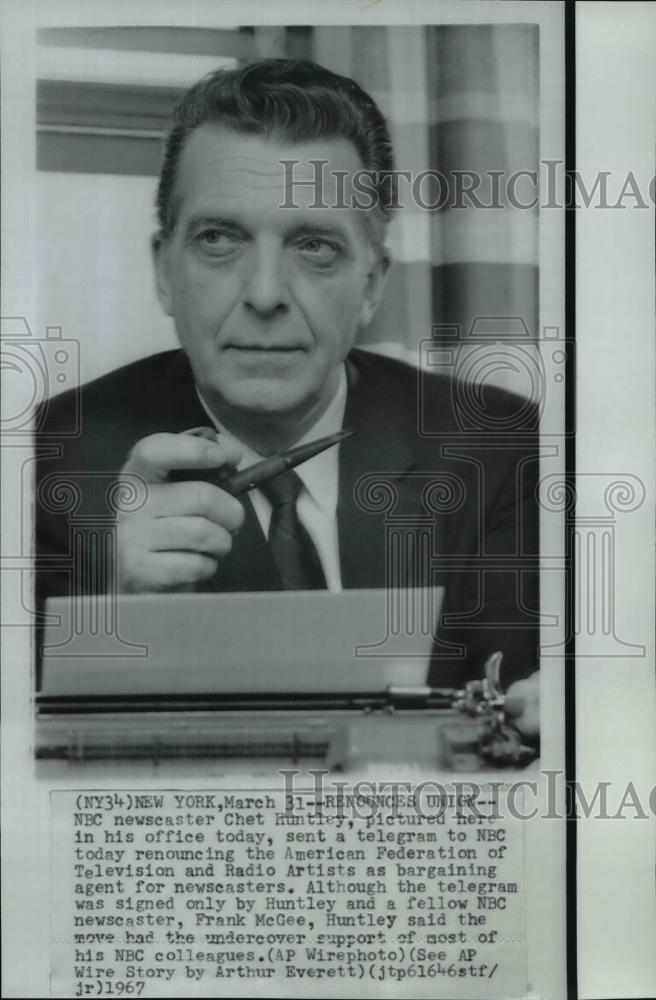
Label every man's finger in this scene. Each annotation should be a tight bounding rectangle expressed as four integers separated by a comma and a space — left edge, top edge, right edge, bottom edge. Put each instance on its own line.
505, 674, 540, 738
121, 432, 242, 483
131, 551, 220, 589
135, 516, 235, 559
143, 481, 245, 532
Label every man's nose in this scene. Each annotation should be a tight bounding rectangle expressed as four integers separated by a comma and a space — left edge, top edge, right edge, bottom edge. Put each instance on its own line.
242, 242, 290, 316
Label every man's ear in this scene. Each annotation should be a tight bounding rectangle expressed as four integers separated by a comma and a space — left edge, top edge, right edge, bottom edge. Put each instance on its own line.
358, 249, 391, 328
151, 232, 173, 316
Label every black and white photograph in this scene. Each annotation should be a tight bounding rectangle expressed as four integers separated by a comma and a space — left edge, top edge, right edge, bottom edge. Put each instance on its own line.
1, 1, 654, 998
31, 16, 555, 761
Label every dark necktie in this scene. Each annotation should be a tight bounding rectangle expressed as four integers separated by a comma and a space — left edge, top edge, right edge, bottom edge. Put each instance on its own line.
259, 470, 327, 590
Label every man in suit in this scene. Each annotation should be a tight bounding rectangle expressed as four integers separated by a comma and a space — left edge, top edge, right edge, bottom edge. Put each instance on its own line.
36, 59, 539, 720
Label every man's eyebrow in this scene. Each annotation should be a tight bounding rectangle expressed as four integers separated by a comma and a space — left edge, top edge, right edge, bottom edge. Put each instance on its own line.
184, 215, 247, 234
284, 221, 351, 242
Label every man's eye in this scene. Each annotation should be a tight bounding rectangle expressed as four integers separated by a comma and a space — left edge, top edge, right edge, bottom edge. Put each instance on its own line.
197, 230, 238, 253
297, 238, 339, 263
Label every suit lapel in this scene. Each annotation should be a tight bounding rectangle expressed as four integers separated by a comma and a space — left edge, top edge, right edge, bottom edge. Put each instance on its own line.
338, 354, 421, 588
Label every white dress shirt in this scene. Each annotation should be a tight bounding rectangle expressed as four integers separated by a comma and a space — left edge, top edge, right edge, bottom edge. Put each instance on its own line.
197, 367, 347, 590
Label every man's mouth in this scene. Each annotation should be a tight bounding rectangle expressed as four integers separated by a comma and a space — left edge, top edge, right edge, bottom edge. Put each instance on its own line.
225, 345, 305, 356
227, 344, 304, 351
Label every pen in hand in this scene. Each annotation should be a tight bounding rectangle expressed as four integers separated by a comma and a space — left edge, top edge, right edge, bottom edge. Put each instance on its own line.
178, 427, 354, 494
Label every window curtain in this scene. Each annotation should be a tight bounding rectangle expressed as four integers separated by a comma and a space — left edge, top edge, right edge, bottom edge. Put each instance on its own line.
312, 24, 540, 382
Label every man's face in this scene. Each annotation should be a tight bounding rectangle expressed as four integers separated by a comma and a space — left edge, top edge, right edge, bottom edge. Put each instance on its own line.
153, 124, 388, 440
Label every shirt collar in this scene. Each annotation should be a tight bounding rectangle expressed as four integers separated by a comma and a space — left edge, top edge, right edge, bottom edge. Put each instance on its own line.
196, 366, 347, 519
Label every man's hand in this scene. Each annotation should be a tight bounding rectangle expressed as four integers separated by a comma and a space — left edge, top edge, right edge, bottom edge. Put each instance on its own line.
116, 432, 245, 593
504, 671, 540, 739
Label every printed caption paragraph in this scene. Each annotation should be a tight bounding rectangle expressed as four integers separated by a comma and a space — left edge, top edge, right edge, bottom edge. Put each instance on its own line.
51, 782, 528, 998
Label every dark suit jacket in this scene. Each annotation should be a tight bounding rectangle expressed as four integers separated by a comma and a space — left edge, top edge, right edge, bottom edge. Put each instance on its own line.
35, 347, 540, 688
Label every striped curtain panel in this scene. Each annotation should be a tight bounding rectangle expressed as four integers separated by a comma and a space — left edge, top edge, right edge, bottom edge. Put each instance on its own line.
314, 25, 435, 357
313, 25, 540, 384
427, 26, 539, 350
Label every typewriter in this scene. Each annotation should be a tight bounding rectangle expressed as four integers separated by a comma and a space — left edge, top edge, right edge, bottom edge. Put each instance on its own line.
36, 591, 537, 770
